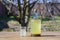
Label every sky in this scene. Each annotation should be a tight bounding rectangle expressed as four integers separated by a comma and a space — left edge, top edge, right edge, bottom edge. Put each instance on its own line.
11, 0, 60, 4
38, 0, 60, 3
57, 0, 60, 3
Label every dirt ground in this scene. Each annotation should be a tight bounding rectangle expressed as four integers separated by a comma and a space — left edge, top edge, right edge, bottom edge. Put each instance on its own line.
0, 32, 60, 40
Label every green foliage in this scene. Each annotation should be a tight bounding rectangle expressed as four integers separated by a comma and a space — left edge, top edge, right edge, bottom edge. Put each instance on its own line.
42, 17, 51, 21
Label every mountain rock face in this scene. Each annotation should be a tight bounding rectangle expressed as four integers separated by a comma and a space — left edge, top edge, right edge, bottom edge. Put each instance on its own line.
31, 3, 60, 17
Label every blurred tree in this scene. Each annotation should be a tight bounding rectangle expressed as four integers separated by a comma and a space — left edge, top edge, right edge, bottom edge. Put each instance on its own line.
13, 0, 38, 30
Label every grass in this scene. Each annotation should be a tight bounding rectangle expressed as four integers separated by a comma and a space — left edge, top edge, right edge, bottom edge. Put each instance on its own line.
1, 15, 60, 32
42, 16, 60, 31
30, 16, 60, 31
0, 16, 19, 32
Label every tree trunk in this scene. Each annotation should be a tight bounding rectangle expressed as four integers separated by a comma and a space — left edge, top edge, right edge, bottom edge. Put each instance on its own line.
17, 0, 38, 37
20, 26, 26, 37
